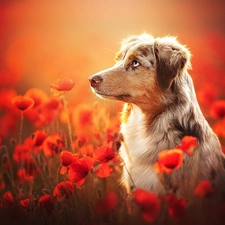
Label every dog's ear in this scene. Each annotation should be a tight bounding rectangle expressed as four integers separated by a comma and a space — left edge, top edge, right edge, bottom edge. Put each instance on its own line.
154, 37, 191, 91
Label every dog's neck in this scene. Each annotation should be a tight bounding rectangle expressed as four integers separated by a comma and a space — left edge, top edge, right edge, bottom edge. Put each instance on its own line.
120, 72, 204, 162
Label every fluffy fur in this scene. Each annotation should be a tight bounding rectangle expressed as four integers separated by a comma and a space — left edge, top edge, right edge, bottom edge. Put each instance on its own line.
89, 33, 225, 198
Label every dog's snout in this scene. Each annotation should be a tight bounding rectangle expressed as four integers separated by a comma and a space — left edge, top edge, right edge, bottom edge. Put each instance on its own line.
89, 75, 103, 87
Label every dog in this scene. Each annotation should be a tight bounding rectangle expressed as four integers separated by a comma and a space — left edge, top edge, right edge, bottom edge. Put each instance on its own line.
89, 33, 225, 198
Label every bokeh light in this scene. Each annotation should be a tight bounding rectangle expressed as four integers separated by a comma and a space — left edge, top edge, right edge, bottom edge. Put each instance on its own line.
1, 0, 224, 103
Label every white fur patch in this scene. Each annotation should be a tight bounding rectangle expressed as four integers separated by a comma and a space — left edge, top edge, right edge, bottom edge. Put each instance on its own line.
120, 104, 161, 191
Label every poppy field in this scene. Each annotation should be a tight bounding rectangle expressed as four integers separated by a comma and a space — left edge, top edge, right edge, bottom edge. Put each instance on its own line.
1, 74, 225, 225
1, 1, 225, 225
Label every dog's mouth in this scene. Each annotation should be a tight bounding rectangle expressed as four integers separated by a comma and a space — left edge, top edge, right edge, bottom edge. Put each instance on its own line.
93, 90, 131, 100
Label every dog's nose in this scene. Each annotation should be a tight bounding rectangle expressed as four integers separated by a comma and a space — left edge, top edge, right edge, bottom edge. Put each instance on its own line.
89, 75, 103, 87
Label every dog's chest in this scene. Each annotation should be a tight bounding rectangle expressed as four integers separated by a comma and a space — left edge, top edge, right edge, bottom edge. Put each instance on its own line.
120, 104, 155, 165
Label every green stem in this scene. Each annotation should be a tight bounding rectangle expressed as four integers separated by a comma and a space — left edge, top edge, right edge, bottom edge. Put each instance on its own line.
19, 111, 24, 144
3, 145, 16, 193
62, 95, 73, 152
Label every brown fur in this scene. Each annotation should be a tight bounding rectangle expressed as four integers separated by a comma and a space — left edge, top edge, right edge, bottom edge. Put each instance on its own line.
89, 33, 225, 198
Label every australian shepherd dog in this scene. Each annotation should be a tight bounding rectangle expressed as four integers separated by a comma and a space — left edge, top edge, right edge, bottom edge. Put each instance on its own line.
89, 33, 225, 198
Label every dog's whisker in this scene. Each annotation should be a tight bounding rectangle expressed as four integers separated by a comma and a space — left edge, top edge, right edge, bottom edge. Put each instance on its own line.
102, 47, 117, 55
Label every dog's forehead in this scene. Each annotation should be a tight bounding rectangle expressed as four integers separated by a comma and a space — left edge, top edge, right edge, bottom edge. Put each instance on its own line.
116, 34, 155, 61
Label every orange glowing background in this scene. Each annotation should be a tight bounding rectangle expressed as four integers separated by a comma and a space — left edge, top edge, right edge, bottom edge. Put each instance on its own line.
0, 0, 225, 106
1, 2, 225, 222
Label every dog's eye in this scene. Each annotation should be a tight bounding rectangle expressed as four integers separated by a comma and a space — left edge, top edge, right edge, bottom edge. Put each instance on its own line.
131, 60, 140, 68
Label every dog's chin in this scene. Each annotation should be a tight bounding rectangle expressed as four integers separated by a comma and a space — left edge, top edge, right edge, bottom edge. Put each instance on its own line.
93, 90, 131, 101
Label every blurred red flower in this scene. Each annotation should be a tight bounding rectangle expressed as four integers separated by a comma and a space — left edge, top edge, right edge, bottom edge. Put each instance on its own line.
79, 106, 93, 126
210, 100, 225, 119
50, 78, 75, 95
213, 119, 225, 137
0, 88, 18, 110
197, 84, 218, 109
93, 142, 117, 178
94, 142, 115, 163
3, 191, 14, 209
24, 88, 49, 107
24, 95, 62, 128
78, 144, 94, 157
60, 166, 68, 175
194, 180, 213, 198
12, 95, 34, 111
133, 189, 160, 223
42, 133, 64, 156
13, 134, 47, 164
17, 160, 40, 182
45, 96, 61, 110
53, 181, 74, 202
176, 136, 198, 156
32, 130, 48, 147
222, 146, 225, 154
13, 140, 32, 164
38, 194, 54, 214
60, 150, 77, 167
68, 156, 95, 186
0, 113, 18, 138
96, 191, 118, 214
20, 198, 30, 211
154, 149, 184, 174
165, 194, 186, 220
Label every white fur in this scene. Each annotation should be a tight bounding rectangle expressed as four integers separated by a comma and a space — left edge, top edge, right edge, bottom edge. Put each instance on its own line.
120, 104, 164, 192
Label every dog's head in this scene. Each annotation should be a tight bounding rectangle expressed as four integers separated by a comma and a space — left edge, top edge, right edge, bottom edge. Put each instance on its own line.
89, 34, 191, 106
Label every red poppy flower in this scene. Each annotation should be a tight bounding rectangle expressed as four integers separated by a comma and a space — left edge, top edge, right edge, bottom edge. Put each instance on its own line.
3, 191, 14, 209
38, 194, 54, 214
93, 142, 117, 178
0, 113, 18, 138
94, 142, 115, 163
165, 194, 186, 220
78, 144, 94, 157
60, 150, 77, 166
197, 84, 218, 108
95, 162, 114, 178
176, 136, 198, 156
42, 133, 64, 156
23, 94, 62, 128
0, 88, 18, 110
12, 95, 34, 111
194, 180, 213, 198
45, 96, 61, 110
154, 149, 184, 174
133, 189, 160, 223
17, 160, 39, 182
96, 191, 118, 214
68, 157, 95, 186
210, 100, 225, 119
24, 88, 49, 107
60, 166, 68, 175
53, 181, 74, 202
213, 119, 225, 137
222, 146, 225, 154
76, 135, 87, 147
50, 78, 75, 95
20, 198, 30, 211
32, 130, 48, 147
13, 140, 32, 164
79, 105, 93, 126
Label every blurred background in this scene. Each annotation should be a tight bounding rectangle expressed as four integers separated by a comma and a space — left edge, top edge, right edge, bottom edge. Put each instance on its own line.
0, 0, 225, 107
